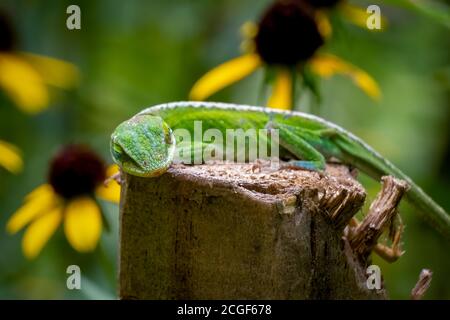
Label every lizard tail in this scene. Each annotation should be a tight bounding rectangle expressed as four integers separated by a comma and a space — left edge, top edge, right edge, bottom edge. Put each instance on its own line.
334, 134, 450, 240
406, 181, 450, 240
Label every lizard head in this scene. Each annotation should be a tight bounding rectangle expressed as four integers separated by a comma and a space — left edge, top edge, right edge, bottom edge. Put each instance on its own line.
110, 114, 175, 177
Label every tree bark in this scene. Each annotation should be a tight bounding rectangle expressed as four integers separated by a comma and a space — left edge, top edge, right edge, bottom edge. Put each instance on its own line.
119, 162, 387, 299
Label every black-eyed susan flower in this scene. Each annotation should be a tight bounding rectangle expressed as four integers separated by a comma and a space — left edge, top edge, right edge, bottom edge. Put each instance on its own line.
0, 139, 23, 174
189, 0, 380, 110
0, 12, 79, 114
6, 145, 121, 259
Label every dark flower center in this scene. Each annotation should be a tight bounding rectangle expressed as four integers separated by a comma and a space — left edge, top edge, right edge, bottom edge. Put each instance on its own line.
255, 1, 324, 66
49, 145, 106, 199
0, 12, 16, 51
301, 0, 341, 8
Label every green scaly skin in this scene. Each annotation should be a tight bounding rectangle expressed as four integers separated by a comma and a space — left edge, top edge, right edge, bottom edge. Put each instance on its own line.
110, 101, 450, 239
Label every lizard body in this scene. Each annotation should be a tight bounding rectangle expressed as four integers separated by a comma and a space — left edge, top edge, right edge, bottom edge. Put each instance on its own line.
110, 101, 450, 239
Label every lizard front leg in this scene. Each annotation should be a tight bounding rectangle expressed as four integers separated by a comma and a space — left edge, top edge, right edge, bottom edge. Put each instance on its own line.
267, 121, 326, 171
104, 170, 122, 186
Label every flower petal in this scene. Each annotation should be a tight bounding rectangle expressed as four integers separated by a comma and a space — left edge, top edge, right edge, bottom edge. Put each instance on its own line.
64, 196, 102, 252
96, 165, 121, 204
239, 21, 258, 52
22, 206, 63, 259
310, 54, 381, 100
315, 11, 332, 38
240, 21, 258, 40
0, 140, 23, 174
189, 53, 262, 101
6, 184, 57, 234
20, 53, 80, 89
0, 53, 49, 113
340, 3, 387, 31
267, 68, 292, 110
353, 72, 381, 101
24, 183, 54, 201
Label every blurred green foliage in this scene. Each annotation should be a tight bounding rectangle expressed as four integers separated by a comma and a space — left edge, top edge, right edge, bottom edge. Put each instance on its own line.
0, 0, 448, 299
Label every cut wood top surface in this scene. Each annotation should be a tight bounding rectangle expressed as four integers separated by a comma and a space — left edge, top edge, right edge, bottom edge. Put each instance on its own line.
157, 162, 366, 223
168, 161, 363, 198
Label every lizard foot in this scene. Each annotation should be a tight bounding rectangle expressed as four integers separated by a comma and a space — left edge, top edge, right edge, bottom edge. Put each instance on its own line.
104, 171, 122, 186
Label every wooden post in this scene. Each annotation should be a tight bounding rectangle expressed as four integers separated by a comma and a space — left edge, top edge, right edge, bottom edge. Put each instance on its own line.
119, 162, 387, 299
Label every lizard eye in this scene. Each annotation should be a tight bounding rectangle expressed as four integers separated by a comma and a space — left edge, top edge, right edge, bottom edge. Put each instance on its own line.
111, 143, 124, 162
112, 143, 123, 155
111, 143, 144, 170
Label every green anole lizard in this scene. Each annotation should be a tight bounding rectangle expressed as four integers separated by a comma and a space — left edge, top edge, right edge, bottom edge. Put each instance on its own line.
110, 101, 450, 240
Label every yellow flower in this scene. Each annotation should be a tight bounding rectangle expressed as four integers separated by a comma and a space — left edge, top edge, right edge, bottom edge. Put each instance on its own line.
0, 12, 79, 114
0, 139, 23, 174
309, 53, 380, 99
6, 145, 121, 259
190, 1, 380, 110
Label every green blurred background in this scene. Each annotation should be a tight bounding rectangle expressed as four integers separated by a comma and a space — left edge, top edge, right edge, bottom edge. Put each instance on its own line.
0, 0, 448, 299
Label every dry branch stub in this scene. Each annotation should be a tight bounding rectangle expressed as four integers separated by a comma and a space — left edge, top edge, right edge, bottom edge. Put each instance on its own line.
119, 161, 388, 299
348, 176, 409, 265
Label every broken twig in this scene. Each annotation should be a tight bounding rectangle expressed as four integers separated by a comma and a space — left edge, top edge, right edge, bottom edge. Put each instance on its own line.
411, 269, 433, 300
349, 176, 409, 263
